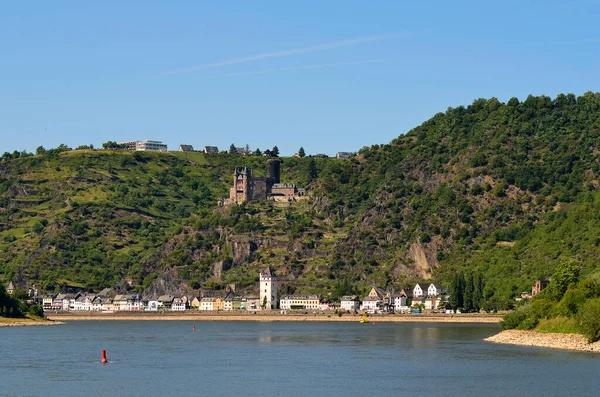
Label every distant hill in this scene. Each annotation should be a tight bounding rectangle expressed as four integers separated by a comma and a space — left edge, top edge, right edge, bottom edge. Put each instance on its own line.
2, 92, 600, 309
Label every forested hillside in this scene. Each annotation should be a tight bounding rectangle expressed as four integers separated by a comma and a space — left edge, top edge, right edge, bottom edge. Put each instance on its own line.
2, 92, 600, 309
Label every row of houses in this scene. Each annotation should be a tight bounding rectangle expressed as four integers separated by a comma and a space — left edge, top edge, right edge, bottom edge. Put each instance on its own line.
343, 283, 448, 314
40, 291, 269, 312
38, 280, 447, 314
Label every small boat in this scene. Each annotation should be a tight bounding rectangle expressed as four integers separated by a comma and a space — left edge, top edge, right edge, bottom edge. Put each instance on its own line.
360, 317, 369, 323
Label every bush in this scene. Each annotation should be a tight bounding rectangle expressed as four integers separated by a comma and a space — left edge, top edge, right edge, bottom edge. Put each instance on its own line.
28, 304, 44, 318
552, 287, 586, 318
576, 298, 600, 342
501, 305, 529, 330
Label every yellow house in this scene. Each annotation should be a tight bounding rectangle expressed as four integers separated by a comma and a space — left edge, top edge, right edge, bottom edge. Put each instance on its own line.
368, 287, 387, 300
190, 297, 201, 309
213, 297, 224, 311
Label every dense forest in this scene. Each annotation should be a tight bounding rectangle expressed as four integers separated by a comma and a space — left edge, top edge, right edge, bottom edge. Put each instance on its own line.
2, 92, 600, 315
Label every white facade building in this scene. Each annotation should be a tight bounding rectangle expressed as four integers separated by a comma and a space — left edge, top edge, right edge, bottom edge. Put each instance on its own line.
427, 283, 442, 297
340, 296, 360, 312
199, 297, 215, 311
413, 283, 427, 298
362, 296, 381, 313
260, 268, 277, 310
136, 140, 168, 152
171, 298, 187, 311
392, 294, 409, 313
279, 295, 320, 310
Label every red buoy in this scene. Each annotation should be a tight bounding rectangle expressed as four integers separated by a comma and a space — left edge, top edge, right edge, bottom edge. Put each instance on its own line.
192, 325, 196, 331
101, 350, 107, 364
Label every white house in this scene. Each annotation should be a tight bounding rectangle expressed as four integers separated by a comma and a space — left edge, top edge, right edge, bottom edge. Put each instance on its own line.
200, 297, 216, 311
362, 296, 382, 313
113, 295, 130, 311
413, 283, 428, 298
73, 294, 95, 311
172, 298, 188, 311
223, 296, 233, 311
392, 293, 409, 313
259, 267, 278, 310
340, 296, 360, 312
427, 283, 443, 297
146, 299, 159, 311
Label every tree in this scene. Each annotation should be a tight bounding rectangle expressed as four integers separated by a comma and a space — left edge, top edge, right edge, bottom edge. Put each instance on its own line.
36, 146, 46, 155
229, 144, 236, 154
102, 141, 120, 150
548, 261, 581, 300
473, 272, 484, 312
463, 272, 474, 312
308, 157, 318, 181
298, 146, 306, 158
271, 146, 279, 157
449, 273, 464, 311
253, 148, 262, 156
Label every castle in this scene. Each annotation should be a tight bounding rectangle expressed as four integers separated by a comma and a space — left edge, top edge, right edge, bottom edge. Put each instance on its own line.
224, 159, 304, 205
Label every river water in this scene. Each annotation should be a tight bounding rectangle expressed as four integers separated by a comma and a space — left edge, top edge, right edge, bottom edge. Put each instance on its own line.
1, 321, 598, 396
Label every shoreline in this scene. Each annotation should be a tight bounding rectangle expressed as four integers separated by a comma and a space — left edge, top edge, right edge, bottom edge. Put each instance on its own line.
46, 312, 502, 323
485, 330, 600, 353
0, 319, 64, 327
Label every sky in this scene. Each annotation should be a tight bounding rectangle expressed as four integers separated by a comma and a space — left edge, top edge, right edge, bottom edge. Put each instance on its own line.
2, 1, 600, 156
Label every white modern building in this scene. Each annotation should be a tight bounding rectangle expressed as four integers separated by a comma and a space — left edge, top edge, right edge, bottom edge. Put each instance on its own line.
136, 140, 168, 152
119, 140, 168, 152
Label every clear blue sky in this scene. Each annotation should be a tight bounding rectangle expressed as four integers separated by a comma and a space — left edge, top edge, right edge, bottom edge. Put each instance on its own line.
2, 1, 599, 156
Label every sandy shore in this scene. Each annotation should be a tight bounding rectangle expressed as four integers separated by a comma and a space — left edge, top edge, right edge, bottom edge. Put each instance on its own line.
0, 319, 64, 327
485, 330, 600, 353
46, 312, 502, 323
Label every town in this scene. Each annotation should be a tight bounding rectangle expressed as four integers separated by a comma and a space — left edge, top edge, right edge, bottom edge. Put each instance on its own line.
12, 268, 455, 315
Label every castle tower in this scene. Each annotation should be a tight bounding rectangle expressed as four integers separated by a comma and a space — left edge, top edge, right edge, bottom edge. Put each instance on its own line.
230, 167, 252, 204
259, 267, 277, 310
266, 159, 281, 184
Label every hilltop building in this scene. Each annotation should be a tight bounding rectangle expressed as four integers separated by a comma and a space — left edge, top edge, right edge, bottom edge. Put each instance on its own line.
224, 159, 304, 205
259, 267, 277, 310
178, 144, 194, 152
336, 152, 353, 160
204, 146, 219, 154
119, 140, 168, 152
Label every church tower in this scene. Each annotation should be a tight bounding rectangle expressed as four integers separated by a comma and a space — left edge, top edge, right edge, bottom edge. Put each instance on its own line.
259, 267, 277, 310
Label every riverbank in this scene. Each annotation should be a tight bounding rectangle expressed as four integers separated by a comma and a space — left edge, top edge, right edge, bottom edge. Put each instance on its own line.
46, 311, 502, 323
0, 317, 64, 327
485, 330, 600, 353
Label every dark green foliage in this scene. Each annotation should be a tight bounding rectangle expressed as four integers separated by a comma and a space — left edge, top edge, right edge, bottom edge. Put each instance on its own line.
547, 261, 580, 300
501, 305, 529, 330
298, 147, 306, 158
576, 298, 600, 342
28, 303, 44, 317
0, 285, 24, 318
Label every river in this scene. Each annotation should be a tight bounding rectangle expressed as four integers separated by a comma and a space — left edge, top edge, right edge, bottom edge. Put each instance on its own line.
1, 321, 597, 396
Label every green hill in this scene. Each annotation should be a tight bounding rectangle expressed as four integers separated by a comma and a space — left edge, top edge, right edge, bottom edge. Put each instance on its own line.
2, 92, 600, 308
